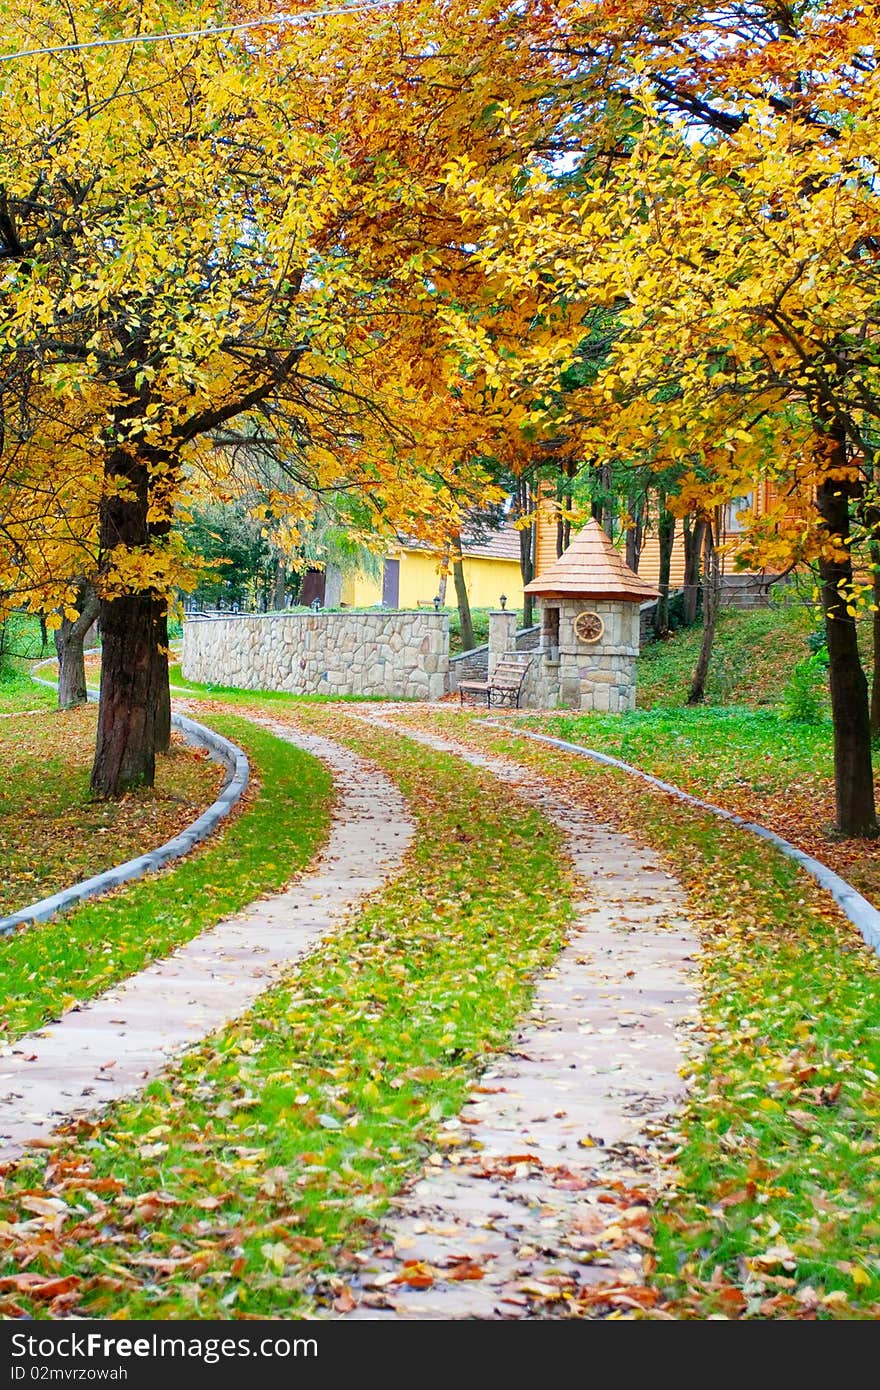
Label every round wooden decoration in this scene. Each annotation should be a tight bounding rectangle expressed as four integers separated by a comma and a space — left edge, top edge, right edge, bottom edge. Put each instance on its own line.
574, 610, 605, 644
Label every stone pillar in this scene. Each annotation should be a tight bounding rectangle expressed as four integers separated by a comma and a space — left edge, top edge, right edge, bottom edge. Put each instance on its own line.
488, 609, 518, 680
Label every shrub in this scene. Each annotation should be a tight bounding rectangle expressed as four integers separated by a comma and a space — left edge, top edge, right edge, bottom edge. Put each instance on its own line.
783, 652, 828, 724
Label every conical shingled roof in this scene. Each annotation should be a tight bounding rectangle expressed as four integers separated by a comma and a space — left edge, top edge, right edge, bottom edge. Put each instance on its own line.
524, 519, 659, 602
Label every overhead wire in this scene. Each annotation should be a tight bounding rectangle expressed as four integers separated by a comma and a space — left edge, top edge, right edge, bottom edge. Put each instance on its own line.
0, 0, 415, 64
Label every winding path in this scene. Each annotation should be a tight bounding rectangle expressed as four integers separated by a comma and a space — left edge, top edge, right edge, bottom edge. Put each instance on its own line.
0, 723, 413, 1163
336, 713, 699, 1319
1, 699, 701, 1321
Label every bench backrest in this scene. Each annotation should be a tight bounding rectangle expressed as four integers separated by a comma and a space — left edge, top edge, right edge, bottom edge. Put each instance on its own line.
491, 655, 532, 689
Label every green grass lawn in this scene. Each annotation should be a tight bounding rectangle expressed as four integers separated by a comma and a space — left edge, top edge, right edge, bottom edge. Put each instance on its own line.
0, 716, 332, 1046
0, 660, 56, 714
524, 704, 832, 797
511, 702, 880, 907
0, 708, 573, 1320
512, 598, 880, 904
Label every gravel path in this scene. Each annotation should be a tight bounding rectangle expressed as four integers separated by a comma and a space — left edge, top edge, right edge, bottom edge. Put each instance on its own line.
0, 724, 413, 1163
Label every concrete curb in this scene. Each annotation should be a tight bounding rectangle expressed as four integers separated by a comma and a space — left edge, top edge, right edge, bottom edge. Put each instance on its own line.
484, 721, 880, 956
0, 664, 250, 936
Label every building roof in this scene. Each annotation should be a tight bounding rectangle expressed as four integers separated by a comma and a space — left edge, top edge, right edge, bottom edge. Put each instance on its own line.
524, 519, 659, 602
402, 525, 522, 564
458, 525, 522, 563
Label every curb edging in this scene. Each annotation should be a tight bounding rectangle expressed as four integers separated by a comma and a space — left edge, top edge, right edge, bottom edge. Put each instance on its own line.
0, 666, 249, 936
485, 721, 880, 956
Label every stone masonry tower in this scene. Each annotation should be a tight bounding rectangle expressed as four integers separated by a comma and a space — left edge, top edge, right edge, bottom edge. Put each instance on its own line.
523, 520, 658, 711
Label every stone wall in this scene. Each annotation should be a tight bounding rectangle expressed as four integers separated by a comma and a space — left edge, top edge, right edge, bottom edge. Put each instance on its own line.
182, 610, 449, 700
446, 622, 540, 693
448, 643, 489, 690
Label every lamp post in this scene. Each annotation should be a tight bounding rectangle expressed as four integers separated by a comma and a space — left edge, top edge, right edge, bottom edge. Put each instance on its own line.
500, 593, 507, 611
311, 597, 321, 613
433, 594, 441, 612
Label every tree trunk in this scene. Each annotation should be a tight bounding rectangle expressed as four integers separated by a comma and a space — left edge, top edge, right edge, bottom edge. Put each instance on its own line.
516, 477, 535, 628
591, 461, 613, 538
687, 518, 720, 704
871, 540, 880, 739
815, 460, 877, 835
682, 513, 706, 626
54, 579, 100, 709
452, 535, 475, 653
438, 548, 449, 605
625, 492, 645, 573
653, 495, 675, 638
273, 556, 286, 610
867, 472, 880, 739
91, 450, 168, 798
149, 606, 171, 756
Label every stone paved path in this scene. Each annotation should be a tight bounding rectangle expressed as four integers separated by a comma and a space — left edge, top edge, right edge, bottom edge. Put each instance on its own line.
0, 724, 413, 1163
336, 714, 699, 1319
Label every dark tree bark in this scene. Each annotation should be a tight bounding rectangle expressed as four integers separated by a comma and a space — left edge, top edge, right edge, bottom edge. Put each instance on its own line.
556, 459, 577, 555
871, 541, 880, 740
866, 474, 880, 740
149, 606, 171, 756
452, 533, 475, 653
815, 452, 877, 836
625, 491, 645, 573
653, 494, 675, 638
591, 461, 613, 537
54, 579, 99, 709
516, 477, 535, 628
91, 450, 170, 798
688, 518, 720, 704
682, 513, 706, 626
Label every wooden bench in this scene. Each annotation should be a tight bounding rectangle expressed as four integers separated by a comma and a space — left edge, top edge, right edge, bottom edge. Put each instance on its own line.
459, 653, 532, 709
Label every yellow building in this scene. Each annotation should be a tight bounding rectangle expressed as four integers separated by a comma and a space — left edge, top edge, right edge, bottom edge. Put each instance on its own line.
340, 527, 525, 611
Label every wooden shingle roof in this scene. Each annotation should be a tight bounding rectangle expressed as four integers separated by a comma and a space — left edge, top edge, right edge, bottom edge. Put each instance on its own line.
524, 519, 659, 602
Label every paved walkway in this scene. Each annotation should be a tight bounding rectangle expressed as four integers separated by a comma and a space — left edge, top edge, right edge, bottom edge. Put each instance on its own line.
0, 724, 413, 1163
336, 715, 699, 1319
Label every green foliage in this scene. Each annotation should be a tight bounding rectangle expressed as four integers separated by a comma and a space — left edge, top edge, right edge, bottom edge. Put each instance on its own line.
0, 612, 51, 662
181, 502, 272, 609
784, 653, 829, 725
447, 605, 524, 655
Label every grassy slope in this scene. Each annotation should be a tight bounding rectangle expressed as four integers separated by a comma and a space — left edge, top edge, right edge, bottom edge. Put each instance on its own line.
0, 661, 55, 714
637, 599, 819, 709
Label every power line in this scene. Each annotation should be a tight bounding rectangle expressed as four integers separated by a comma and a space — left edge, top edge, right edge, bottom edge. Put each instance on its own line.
0, 0, 414, 64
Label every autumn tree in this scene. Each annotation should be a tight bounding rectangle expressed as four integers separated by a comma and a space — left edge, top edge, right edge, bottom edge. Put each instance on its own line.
0, 0, 564, 794
0, 380, 105, 706
442, 0, 880, 836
